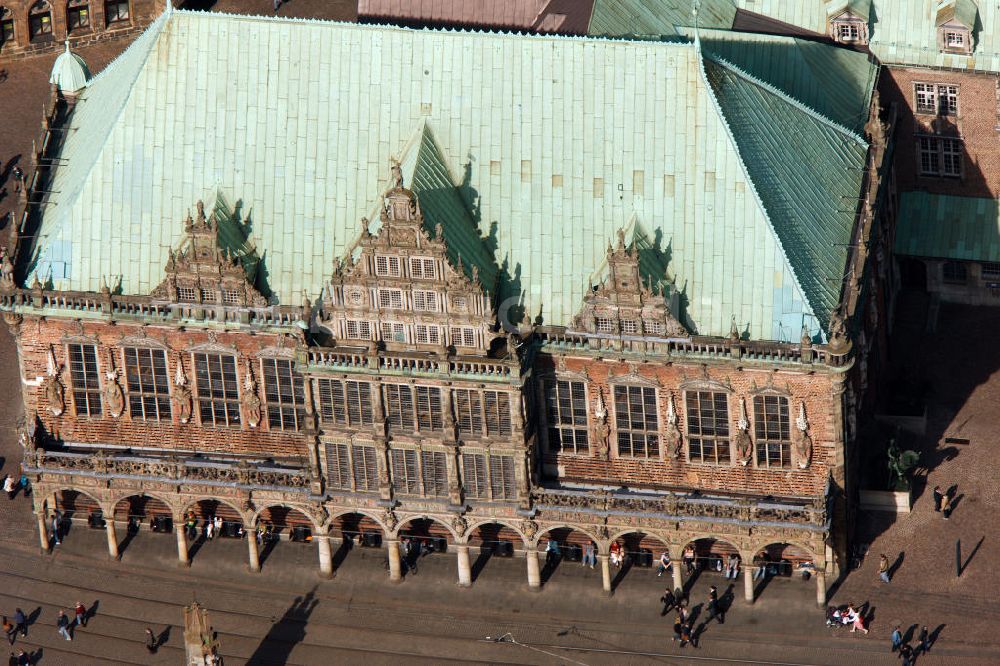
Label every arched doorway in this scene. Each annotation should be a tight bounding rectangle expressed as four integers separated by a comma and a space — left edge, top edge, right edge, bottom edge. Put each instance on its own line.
467, 522, 523, 582
536, 526, 595, 585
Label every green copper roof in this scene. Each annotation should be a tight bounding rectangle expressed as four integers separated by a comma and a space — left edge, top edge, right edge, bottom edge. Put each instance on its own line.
30, 10, 873, 341
588, 0, 736, 37
733, 0, 999, 73
895, 193, 1000, 262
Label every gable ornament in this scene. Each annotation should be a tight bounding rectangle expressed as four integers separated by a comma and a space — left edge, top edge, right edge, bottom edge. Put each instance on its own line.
794, 402, 812, 469
41, 346, 65, 417
733, 397, 752, 466
172, 358, 193, 424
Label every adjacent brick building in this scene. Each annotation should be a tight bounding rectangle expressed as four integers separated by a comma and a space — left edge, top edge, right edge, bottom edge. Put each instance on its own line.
5, 9, 894, 605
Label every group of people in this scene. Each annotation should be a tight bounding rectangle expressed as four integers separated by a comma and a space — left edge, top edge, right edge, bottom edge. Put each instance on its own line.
1, 475, 28, 500
826, 603, 869, 634
891, 624, 932, 666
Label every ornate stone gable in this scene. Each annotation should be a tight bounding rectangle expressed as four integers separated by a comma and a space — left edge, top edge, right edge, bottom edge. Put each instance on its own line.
570, 229, 687, 338
319, 163, 499, 356
150, 200, 268, 308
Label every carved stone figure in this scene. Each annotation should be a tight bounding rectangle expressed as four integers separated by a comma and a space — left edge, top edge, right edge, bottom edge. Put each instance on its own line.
103, 368, 125, 418
241, 366, 262, 428
734, 397, 752, 466
172, 360, 193, 424
0, 246, 15, 292
42, 347, 64, 416
664, 393, 682, 459
794, 402, 812, 469
593, 388, 611, 461
391, 160, 404, 189
451, 514, 468, 538
521, 519, 538, 541
827, 307, 852, 354
596, 524, 609, 540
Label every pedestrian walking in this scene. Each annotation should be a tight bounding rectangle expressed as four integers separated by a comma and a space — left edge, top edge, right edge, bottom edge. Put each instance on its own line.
900, 643, 914, 666
7, 652, 15, 666
206, 518, 215, 541
214, 515, 222, 536
916, 625, 930, 654
2, 617, 14, 646
878, 554, 891, 583
15, 649, 28, 666
74, 601, 86, 628
50, 512, 61, 545
11, 167, 23, 194
17, 476, 29, 498
847, 604, 868, 635
660, 588, 676, 615
706, 585, 722, 623
932, 485, 943, 512
3, 475, 15, 499
545, 539, 561, 567
582, 541, 596, 568
56, 610, 72, 641
942, 493, 953, 520
679, 620, 692, 648
145, 627, 157, 653
890, 625, 902, 652
682, 545, 696, 574
12, 610, 26, 638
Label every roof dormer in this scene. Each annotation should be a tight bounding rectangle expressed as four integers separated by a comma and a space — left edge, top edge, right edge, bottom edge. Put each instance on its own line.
826, 0, 871, 45
935, 0, 978, 55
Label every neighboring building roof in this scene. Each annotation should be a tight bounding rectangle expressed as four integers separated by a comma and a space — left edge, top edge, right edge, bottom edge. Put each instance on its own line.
29, 10, 873, 341
357, 0, 595, 34
49, 41, 91, 94
732, 0, 1000, 72
895, 193, 1000, 262
588, 0, 736, 37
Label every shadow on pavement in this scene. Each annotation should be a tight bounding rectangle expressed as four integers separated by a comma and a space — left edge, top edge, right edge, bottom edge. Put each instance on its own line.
246, 587, 318, 666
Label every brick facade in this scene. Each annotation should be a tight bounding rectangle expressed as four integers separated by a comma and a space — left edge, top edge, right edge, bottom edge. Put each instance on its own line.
0, 0, 162, 62
880, 66, 1000, 198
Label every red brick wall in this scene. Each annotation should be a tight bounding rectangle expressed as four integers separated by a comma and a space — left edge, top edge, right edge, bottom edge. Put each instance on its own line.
539, 355, 836, 498
880, 66, 1000, 198
0, 0, 162, 61
16, 316, 309, 459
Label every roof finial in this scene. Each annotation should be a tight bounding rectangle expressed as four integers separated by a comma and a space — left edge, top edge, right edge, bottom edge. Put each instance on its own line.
64, 39, 71, 55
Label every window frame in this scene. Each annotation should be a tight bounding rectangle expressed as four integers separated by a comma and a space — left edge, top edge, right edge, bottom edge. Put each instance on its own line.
543, 378, 590, 454
753, 394, 791, 469
390, 448, 421, 495
345, 319, 372, 340
193, 352, 241, 428
612, 384, 660, 459
67, 343, 102, 418
104, 0, 129, 25
325, 442, 352, 490
122, 346, 171, 421
380, 321, 406, 343
351, 444, 380, 492
489, 454, 517, 500
412, 289, 439, 312
917, 135, 963, 178
685, 390, 731, 465
461, 452, 488, 499
409, 256, 436, 280
414, 324, 441, 345
421, 450, 449, 497
260, 357, 305, 432
374, 255, 401, 277
67, 1, 90, 32
454, 388, 511, 438
914, 82, 959, 116
316, 378, 374, 427
981, 262, 1000, 280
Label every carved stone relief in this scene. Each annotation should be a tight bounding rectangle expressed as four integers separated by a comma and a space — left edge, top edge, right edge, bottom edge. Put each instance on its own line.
41, 346, 64, 417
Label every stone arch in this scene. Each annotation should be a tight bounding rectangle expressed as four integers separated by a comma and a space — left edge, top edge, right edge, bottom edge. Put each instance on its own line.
112, 493, 173, 523
253, 503, 322, 532
396, 515, 458, 545
51, 486, 103, 518
107, 489, 179, 518
749, 539, 823, 575
608, 529, 670, 566
329, 508, 387, 534
533, 523, 598, 549
329, 510, 386, 549
182, 497, 248, 535
466, 518, 528, 547
681, 534, 744, 573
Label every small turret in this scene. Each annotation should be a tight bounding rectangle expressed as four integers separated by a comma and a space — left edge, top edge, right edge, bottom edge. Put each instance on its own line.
49, 41, 91, 96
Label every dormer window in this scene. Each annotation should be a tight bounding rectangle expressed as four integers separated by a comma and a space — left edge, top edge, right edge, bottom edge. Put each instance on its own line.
827, 3, 869, 46
935, 0, 976, 55
837, 22, 859, 42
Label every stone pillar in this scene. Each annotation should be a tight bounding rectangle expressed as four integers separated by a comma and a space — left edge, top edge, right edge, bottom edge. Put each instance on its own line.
386, 539, 402, 582
456, 544, 472, 587
526, 546, 541, 589
599, 553, 612, 595
35, 510, 49, 553
175, 524, 190, 566
671, 560, 683, 595
744, 564, 755, 603
106, 519, 119, 560
815, 570, 827, 607
247, 531, 261, 573
316, 535, 334, 579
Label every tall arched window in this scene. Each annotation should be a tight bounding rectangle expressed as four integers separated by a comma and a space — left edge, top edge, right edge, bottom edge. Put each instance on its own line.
67, 0, 90, 33
28, 1, 53, 41
0, 8, 13, 48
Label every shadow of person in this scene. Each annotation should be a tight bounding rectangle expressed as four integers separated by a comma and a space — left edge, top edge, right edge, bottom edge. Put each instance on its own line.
259, 536, 279, 566
903, 623, 918, 643
718, 584, 735, 623
187, 534, 207, 561
331, 538, 351, 570
889, 552, 905, 578
470, 546, 492, 583
26, 608, 41, 629
29, 647, 41, 665
929, 623, 945, 650
156, 625, 171, 648
950, 493, 965, 513
86, 601, 99, 625
610, 558, 631, 592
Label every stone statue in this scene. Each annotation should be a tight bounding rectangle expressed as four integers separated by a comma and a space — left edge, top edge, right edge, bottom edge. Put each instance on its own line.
664, 393, 682, 459
593, 388, 610, 461
42, 347, 64, 417
793, 402, 812, 469
0, 246, 14, 292
241, 366, 262, 428
172, 360, 193, 424
887, 434, 920, 491
391, 160, 404, 189
451, 514, 468, 538
103, 368, 125, 418
733, 397, 752, 466
520, 519, 538, 541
